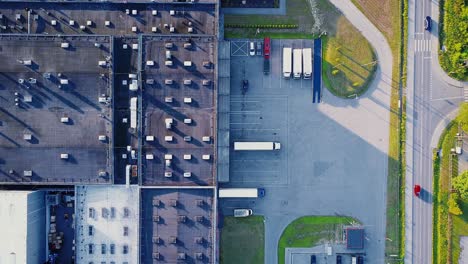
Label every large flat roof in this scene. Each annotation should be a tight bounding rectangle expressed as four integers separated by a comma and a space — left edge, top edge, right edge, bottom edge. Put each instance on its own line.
141, 35, 216, 186
140, 188, 215, 263
75, 185, 140, 263
0, 35, 113, 184
0, 2, 216, 35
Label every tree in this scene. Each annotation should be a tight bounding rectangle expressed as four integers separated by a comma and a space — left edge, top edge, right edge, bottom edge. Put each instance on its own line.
452, 170, 468, 200
456, 103, 468, 132
448, 194, 463, 215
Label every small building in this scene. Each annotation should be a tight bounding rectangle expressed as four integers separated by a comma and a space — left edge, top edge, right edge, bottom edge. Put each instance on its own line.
346, 227, 364, 249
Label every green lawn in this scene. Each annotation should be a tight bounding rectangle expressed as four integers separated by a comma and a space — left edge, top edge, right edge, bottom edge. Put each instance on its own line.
452, 199, 468, 262
277, 216, 358, 264
323, 16, 377, 98
433, 121, 459, 264
220, 216, 264, 264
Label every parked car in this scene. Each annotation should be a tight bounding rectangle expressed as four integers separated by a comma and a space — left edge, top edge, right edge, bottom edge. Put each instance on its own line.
249, 41, 256, 56
336, 255, 342, 264
414, 184, 421, 197
256, 42, 262, 56
310, 255, 316, 264
424, 16, 431, 31
234, 209, 253, 217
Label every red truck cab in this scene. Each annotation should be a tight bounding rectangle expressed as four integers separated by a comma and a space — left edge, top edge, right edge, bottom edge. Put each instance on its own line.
263, 37, 270, 59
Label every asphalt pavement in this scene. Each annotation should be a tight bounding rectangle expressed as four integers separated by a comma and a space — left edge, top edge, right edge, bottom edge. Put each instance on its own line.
405, 0, 467, 263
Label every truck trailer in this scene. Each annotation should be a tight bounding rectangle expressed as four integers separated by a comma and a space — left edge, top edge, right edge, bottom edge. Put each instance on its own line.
282, 47, 292, 78
234, 142, 281, 151
302, 48, 312, 79
219, 188, 265, 198
293, 49, 302, 79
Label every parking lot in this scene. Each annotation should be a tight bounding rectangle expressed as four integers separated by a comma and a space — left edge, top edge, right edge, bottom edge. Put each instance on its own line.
219, 39, 390, 263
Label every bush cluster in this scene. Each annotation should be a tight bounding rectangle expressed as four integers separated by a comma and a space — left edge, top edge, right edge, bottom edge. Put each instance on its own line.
225, 24, 298, 29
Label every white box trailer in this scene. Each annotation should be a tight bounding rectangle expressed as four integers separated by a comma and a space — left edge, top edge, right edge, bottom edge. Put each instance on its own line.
302, 48, 312, 79
293, 49, 302, 79
282, 47, 292, 78
219, 188, 265, 198
234, 142, 281, 151
130, 97, 137, 129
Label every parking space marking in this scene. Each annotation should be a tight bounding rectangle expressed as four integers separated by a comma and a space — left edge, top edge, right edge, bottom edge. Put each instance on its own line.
230, 41, 248, 56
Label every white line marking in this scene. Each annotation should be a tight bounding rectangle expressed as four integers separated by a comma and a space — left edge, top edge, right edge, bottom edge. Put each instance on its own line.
430, 96, 464, 102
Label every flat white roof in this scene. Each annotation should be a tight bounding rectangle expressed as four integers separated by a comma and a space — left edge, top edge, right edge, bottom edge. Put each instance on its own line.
75, 186, 139, 264
0, 191, 43, 264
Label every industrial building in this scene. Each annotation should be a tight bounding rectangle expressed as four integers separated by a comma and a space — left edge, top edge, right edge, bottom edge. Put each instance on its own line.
0, 35, 114, 185
0, 0, 220, 263
75, 186, 140, 264
0, 190, 46, 264
140, 188, 216, 263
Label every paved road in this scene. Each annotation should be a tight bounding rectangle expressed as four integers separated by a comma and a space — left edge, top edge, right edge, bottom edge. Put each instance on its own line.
405, 0, 467, 263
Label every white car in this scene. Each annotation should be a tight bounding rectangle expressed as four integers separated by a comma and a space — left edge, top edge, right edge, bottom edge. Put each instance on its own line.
234, 209, 253, 217
249, 41, 255, 56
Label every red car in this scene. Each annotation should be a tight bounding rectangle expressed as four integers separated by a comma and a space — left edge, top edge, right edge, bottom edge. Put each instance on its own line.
414, 184, 421, 197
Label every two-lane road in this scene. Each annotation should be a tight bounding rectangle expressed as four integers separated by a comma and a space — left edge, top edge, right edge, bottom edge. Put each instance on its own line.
406, 0, 465, 263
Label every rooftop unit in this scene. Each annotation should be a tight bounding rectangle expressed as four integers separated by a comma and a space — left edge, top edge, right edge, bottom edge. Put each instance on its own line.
146, 135, 155, 142
60, 153, 69, 160
183, 172, 192, 177
183, 61, 192, 67
60, 42, 69, 49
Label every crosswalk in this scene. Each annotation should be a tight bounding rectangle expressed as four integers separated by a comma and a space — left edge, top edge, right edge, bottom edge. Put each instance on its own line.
464, 87, 468, 102
414, 39, 431, 52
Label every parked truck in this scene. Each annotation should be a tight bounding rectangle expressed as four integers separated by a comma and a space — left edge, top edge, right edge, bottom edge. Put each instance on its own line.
282, 47, 292, 78
302, 48, 312, 79
293, 48, 302, 79
218, 188, 265, 198
234, 141, 281, 151
263, 37, 271, 75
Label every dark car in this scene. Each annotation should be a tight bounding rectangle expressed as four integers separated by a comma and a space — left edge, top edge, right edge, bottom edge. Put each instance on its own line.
357, 256, 364, 264
311, 255, 316, 264
424, 16, 431, 31
241, 79, 248, 94
336, 255, 342, 264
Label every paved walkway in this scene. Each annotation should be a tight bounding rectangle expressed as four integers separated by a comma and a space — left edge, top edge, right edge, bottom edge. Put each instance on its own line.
460, 237, 468, 264
222, 0, 286, 15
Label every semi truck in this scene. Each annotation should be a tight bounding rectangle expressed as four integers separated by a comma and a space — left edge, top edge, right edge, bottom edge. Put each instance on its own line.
234, 142, 281, 151
293, 48, 302, 79
218, 188, 265, 198
282, 47, 292, 78
302, 48, 312, 79
263, 37, 271, 75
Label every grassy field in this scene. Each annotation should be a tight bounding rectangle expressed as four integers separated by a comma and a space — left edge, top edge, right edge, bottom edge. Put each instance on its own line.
277, 216, 358, 264
220, 216, 265, 264
433, 122, 458, 264
350, 0, 406, 261
323, 16, 377, 98
439, 0, 468, 81
224, 0, 314, 39
451, 199, 468, 262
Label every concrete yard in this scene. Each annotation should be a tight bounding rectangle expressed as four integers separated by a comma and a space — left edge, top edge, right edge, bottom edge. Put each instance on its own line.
0, 2, 216, 36
0, 35, 113, 184
219, 39, 390, 263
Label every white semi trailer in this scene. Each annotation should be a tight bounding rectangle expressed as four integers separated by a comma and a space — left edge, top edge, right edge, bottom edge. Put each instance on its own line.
293, 48, 302, 79
282, 47, 292, 78
302, 48, 312, 79
218, 188, 265, 198
234, 142, 281, 151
